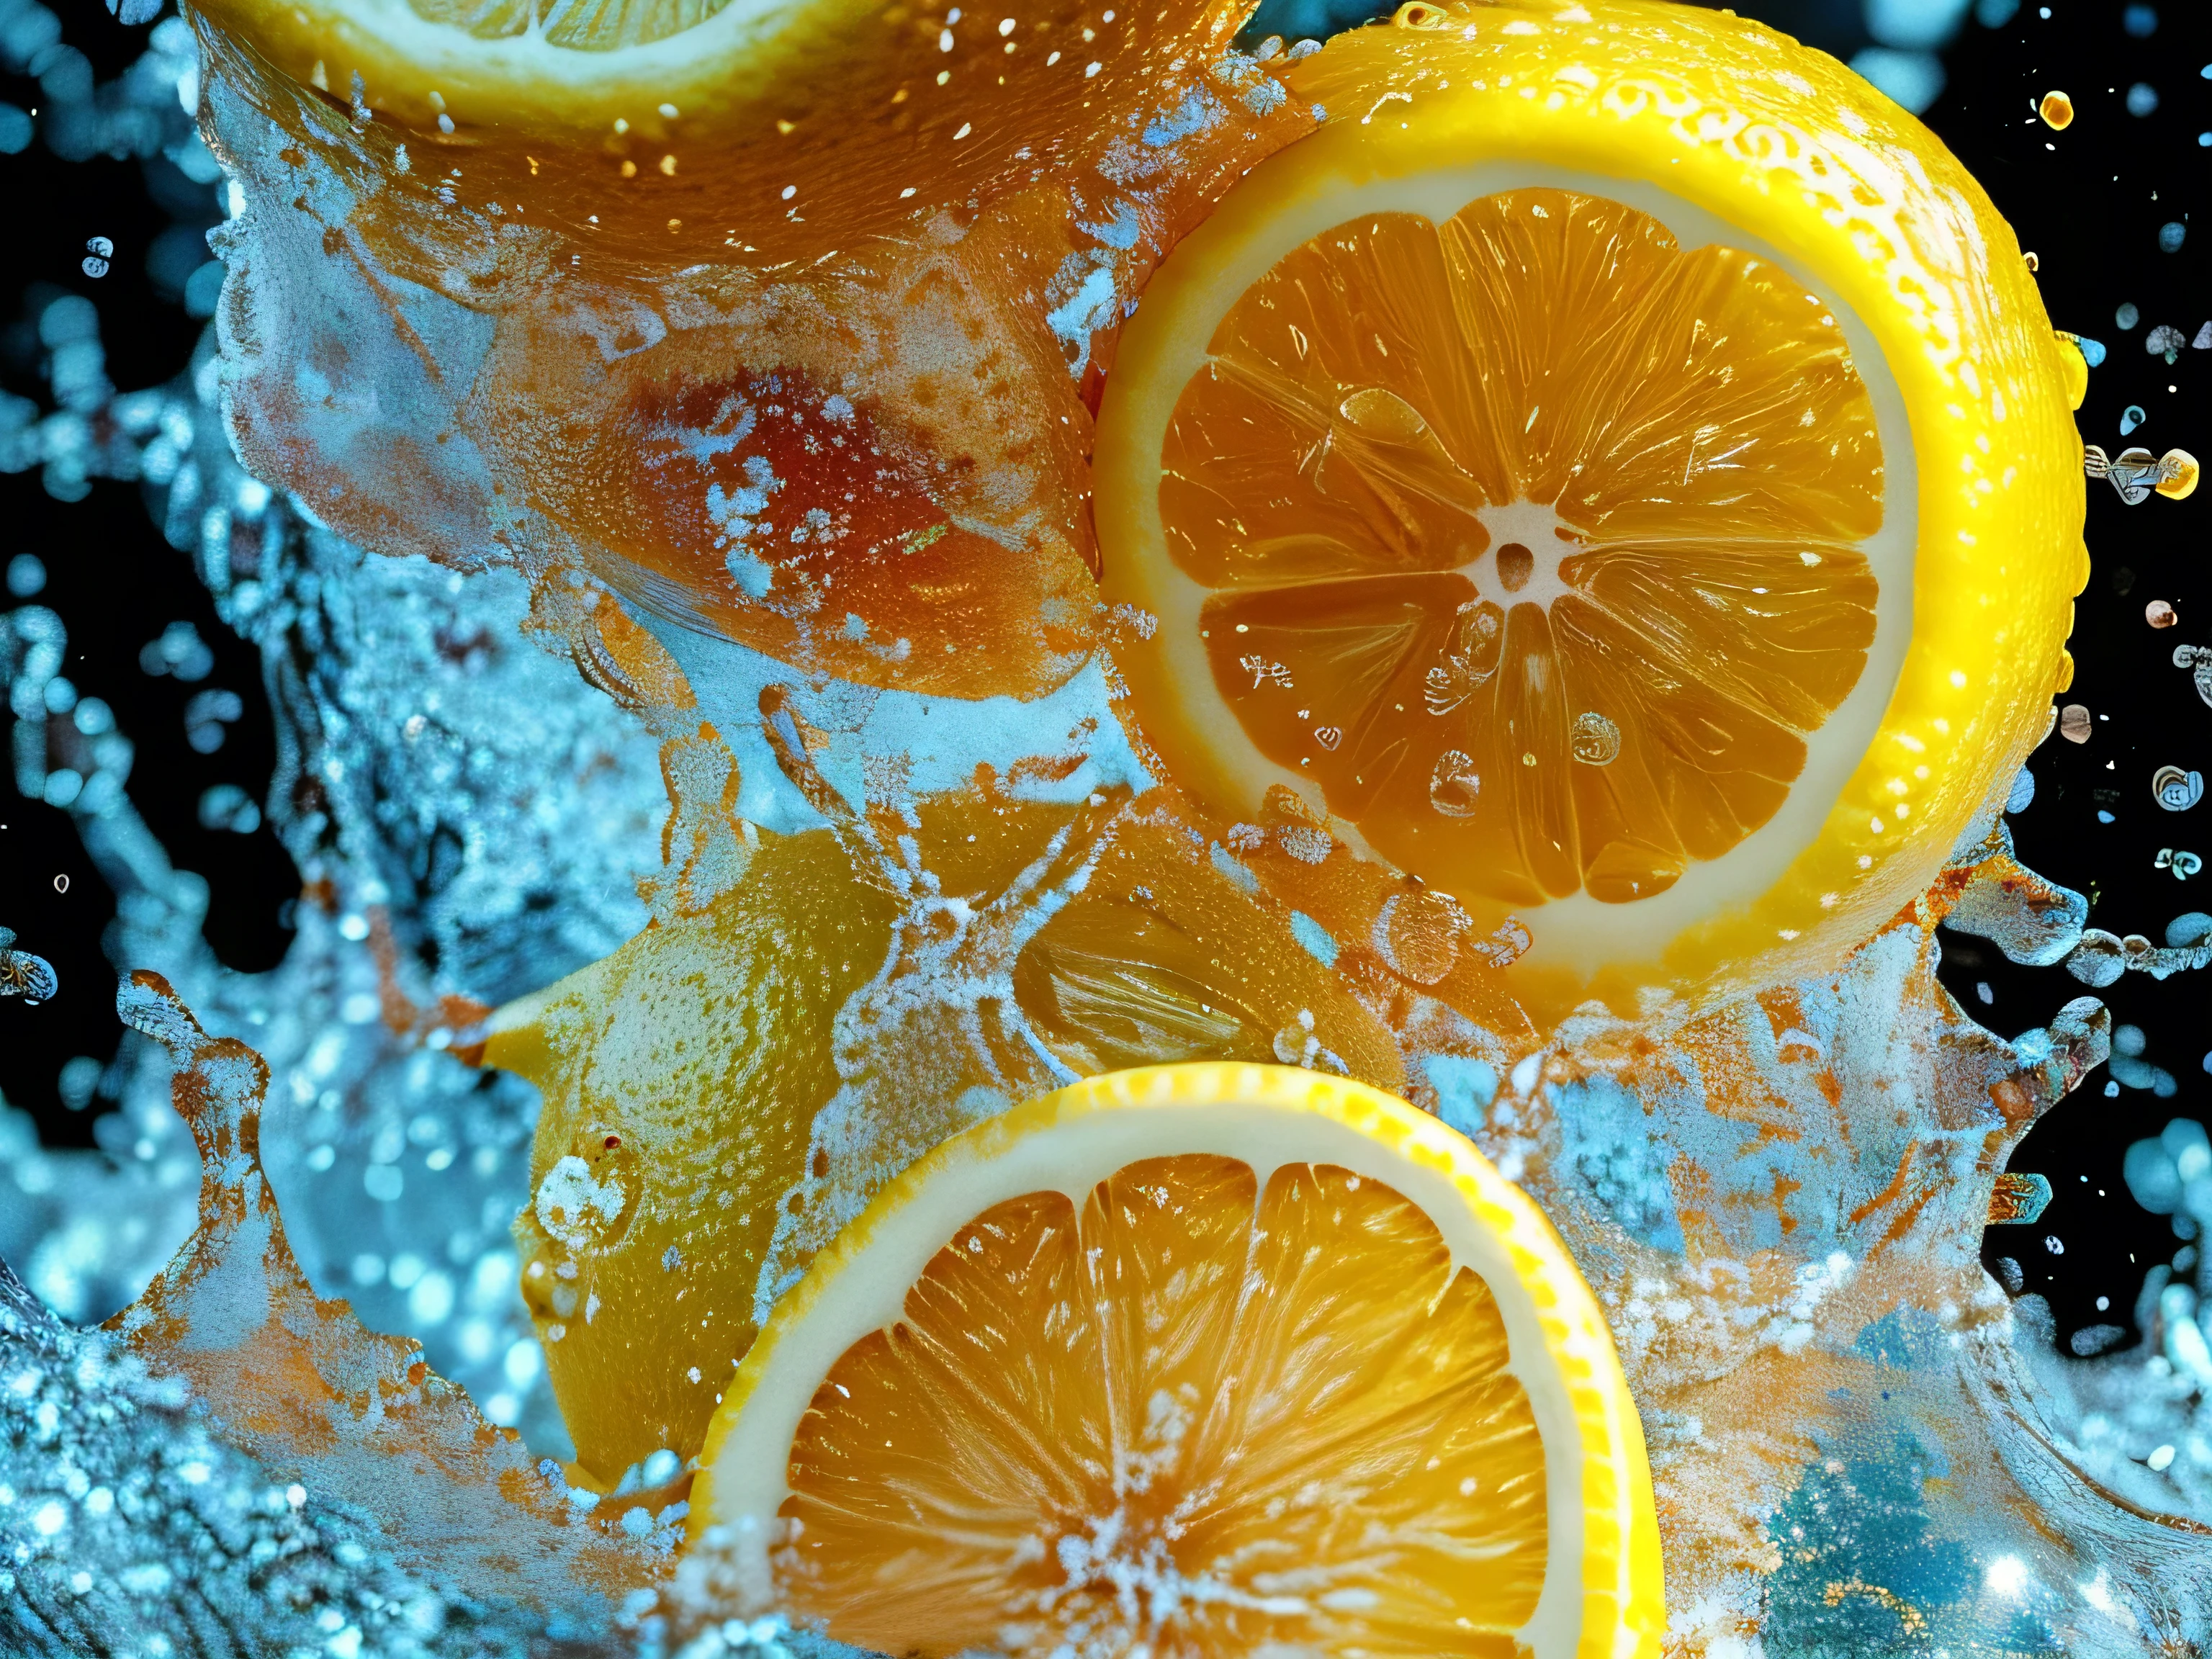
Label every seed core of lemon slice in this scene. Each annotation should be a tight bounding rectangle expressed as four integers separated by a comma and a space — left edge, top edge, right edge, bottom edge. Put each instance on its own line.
1095, 2, 2085, 1007
693, 1062, 1663, 1658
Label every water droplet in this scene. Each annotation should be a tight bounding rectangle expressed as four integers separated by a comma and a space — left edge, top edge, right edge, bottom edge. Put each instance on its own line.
2121, 404, 2147, 436
1571, 711, 1621, 765
2038, 89, 2074, 129
2156, 447, 2199, 499
2153, 765, 2204, 811
530, 1126, 639, 1251
1336, 385, 1429, 442
1375, 891, 1464, 985
1429, 750, 1480, 816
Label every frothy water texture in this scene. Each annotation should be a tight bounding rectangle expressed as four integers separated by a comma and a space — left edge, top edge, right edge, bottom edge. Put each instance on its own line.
1, 0, 2210, 1655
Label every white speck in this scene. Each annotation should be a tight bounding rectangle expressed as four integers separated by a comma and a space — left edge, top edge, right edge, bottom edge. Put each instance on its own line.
1985, 1555, 2028, 1596
534, 1155, 626, 1249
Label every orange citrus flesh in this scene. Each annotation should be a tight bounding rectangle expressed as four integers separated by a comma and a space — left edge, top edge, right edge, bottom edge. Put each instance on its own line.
777, 1152, 1549, 1655
1164, 187, 1883, 909
1011, 808, 1406, 1086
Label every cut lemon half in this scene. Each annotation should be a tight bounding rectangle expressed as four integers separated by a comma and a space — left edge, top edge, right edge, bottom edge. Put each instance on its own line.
1095, 0, 2086, 1007
192, 0, 1257, 161
191, 0, 879, 135
692, 1062, 1663, 1658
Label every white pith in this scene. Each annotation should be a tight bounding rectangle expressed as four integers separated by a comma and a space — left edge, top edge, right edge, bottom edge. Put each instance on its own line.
1464, 499, 1581, 612
1114, 161, 1917, 975
698, 1066, 1623, 1659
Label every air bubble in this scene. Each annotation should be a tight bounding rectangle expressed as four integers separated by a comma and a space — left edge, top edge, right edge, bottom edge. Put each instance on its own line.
1570, 711, 1620, 765
1429, 749, 1480, 816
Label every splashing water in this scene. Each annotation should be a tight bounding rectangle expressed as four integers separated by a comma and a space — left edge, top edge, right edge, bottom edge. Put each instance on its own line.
2, 0, 2211, 1654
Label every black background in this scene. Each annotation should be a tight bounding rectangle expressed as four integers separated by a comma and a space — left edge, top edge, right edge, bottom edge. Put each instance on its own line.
0, 0, 2206, 1354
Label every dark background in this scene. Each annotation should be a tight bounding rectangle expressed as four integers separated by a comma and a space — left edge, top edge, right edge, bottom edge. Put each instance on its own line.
0, 0, 2206, 1354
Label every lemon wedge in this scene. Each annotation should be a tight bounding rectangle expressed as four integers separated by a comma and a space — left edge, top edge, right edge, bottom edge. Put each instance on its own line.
1094, 0, 2086, 1009
692, 1061, 1664, 1657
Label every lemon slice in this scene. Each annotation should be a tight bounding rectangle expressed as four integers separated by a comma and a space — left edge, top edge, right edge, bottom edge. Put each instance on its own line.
192, 0, 878, 135
692, 1062, 1664, 1657
1095, 0, 2086, 1007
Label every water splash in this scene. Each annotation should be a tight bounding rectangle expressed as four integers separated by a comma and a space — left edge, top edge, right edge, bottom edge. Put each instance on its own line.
1, 1, 2210, 1654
